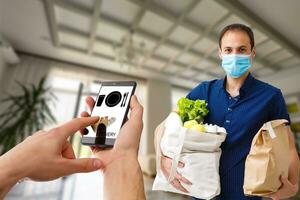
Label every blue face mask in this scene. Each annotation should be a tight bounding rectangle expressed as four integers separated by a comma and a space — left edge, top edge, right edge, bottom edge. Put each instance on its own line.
221, 54, 252, 78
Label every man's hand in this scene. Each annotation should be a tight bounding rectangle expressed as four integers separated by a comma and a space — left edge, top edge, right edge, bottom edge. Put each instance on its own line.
1, 116, 103, 181
80, 95, 143, 163
266, 126, 300, 200
0, 117, 103, 198
266, 176, 299, 200
160, 155, 192, 193
80, 95, 146, 200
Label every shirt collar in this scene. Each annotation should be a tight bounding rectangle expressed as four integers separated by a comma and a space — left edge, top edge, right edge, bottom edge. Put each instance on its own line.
217, 73, 255, 97
240, 73, 255, 96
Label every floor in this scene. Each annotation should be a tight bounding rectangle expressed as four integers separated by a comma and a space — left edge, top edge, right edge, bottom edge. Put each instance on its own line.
144, 175, 300, 200
5, 174, 300, 199
144, 176, 189, 200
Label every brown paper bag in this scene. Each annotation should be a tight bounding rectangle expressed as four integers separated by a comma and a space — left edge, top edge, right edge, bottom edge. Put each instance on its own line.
243, 119, 290, 196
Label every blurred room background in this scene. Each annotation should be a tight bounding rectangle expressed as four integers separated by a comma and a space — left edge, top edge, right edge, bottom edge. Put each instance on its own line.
0, 0, 299, 199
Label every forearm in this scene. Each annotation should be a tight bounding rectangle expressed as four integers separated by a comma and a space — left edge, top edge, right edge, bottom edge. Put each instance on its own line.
103, 156, 145, 200
287, 127, 300, 186
289, 148, 300, 186
0, 155, 24, 199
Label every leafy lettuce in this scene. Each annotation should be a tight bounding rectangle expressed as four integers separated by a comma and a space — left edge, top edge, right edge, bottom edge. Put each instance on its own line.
177, 97, 209, 123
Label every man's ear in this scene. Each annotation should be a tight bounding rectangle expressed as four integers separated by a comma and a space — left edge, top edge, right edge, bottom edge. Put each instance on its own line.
218, 48, 222, 60
252, 47, 256, 58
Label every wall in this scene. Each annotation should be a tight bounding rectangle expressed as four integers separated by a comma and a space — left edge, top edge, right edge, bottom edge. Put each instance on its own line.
262, 66, 300, 96
0, 53, 151, 152
144, 79, 171, 154
0, 51, 7, 93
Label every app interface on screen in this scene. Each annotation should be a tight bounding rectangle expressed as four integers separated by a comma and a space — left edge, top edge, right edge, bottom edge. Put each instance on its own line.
84, 85, 133, 139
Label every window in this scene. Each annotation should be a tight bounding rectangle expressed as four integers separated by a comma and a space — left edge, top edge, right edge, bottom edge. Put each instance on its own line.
171, 87, 190, 110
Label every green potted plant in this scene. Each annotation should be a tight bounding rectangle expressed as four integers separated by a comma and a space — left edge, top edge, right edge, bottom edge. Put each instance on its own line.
0, 76, 57, 155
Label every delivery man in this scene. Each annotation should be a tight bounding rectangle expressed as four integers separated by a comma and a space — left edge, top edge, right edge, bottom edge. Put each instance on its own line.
159, 24, 299, 199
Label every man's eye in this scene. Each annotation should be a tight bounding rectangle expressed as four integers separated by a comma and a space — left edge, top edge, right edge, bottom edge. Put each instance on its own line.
224, 49, 231, 53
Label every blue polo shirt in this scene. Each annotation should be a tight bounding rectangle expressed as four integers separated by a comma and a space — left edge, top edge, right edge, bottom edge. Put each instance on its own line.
187, 73, 290, 200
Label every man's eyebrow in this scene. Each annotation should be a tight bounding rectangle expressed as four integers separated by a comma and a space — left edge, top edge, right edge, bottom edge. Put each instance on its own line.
223, 45, 248, 49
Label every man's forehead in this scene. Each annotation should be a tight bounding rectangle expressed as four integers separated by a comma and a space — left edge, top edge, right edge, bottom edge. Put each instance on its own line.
221, 30, 251, 47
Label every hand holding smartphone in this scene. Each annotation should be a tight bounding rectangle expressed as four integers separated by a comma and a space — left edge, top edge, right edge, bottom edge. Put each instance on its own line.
81, 81, 136, 147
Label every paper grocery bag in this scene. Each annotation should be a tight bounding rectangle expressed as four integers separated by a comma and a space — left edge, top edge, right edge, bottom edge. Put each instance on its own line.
243, 119, 290, 196
154, 120, 165, 155
153, 112, 226, 199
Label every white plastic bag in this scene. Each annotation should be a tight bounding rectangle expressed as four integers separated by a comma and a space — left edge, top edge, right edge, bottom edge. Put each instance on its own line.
152, 112, 227, 199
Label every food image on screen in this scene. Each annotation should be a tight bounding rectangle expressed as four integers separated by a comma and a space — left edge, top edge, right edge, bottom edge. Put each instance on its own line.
105, 91, 122, 107
84, 85, 133, 139
92, 116, 116, 138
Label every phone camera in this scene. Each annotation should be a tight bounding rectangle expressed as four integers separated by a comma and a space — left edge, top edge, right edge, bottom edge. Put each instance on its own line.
105, 91, 122, 107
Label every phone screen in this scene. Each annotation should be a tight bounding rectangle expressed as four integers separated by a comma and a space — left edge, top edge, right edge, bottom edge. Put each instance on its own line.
82, 82, 136, 147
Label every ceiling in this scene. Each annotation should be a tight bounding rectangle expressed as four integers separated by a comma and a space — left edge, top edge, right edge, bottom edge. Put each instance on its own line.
1, 0, 300, 89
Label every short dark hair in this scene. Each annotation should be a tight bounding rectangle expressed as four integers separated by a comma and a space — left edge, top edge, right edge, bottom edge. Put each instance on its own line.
219, 23, 255, 50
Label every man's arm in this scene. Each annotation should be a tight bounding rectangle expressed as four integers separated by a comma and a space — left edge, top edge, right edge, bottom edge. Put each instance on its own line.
287, 126, 299, 186
0, 117, 102, 199
153, 116, 191, 192
0, 155, 24, 199
267, 126, 299, 200
103, 156, 145, 200
82, 95, 146, 200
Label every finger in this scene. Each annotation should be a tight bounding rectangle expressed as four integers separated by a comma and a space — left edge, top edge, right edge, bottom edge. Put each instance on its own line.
61, 158, 103, 174
162, 155, 171, 162
80, 111, 90, 118
85, 96, 95, 112
280, 175, 290, 186
171, 179, 188, 193
162, 155, 171, 160
175, 172, 192, 185
115, 95, 143, 149
79, 128, 89, 136
266, 193, 278, 200
163, 156, 184, 169
271, 195, 279, 200
178, 161, 185, 168
181, 176, 192, 185
161, 155, 172, 169
161, 156, 191, 185
91, 146, 98, 153
62, 141, 76, 159
53, 116, 100, 139
128, 95, 143, 126
79, 111, 91, 135
78, 112, 94, 153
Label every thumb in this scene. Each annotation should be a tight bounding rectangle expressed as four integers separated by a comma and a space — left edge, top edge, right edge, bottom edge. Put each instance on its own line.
273, 196, 279, 200
62, 158, 103, 174
280, 175, 290, 185
266, 192, 278, 200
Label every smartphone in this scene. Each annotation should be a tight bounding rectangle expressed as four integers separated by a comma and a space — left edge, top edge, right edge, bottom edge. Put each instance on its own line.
81, 81, 136, 147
